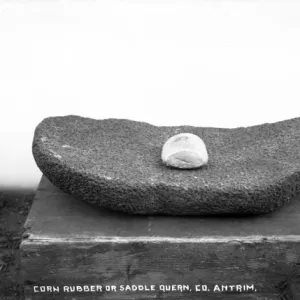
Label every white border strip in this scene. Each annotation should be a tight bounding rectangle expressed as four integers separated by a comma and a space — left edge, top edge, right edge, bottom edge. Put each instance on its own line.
22, 234, 300, 245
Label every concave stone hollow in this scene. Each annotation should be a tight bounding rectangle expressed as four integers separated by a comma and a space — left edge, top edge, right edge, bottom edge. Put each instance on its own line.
32, 115, 300, 216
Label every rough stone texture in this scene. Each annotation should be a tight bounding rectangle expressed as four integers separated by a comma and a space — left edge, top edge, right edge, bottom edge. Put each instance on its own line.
32, 115, 300, 216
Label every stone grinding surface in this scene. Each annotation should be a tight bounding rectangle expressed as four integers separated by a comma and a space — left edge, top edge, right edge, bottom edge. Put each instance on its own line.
32, 115, 300, 215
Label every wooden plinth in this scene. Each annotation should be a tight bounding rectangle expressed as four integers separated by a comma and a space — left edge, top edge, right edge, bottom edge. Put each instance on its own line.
20, 176, 300, 300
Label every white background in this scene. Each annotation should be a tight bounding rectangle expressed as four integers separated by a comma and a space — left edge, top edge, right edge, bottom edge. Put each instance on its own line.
0, 0, 299, 188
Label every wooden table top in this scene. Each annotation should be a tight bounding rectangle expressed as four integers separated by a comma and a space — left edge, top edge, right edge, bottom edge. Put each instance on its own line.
24, 175, 300, 243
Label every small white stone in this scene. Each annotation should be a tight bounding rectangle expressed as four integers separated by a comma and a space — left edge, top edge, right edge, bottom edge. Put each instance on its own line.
161, 133, 208, 169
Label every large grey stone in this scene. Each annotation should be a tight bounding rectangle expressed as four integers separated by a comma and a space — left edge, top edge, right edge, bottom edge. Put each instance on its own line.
32, 115, 300, 216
